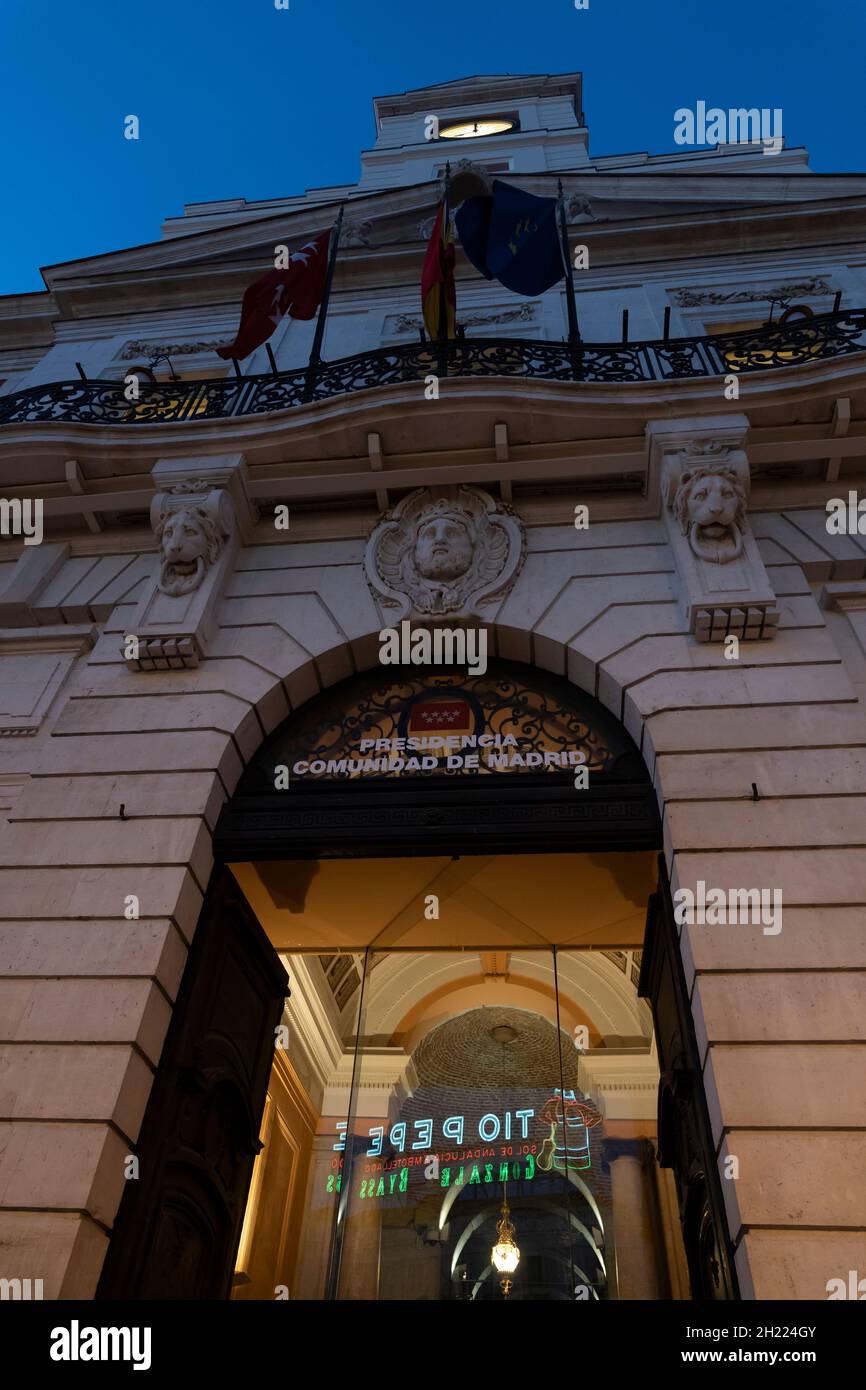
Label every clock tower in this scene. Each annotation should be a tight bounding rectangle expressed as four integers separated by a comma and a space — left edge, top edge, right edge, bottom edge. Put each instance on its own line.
358, 72, 591, 192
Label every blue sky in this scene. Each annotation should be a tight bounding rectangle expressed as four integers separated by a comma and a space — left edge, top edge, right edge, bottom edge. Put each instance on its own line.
1, 0, 864, 295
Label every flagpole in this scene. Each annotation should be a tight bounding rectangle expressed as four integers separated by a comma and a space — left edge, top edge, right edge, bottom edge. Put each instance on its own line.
438, 163, 452, 377
439, 163, 451, 341
303, 205, 344, 403
557, 179, 580, 348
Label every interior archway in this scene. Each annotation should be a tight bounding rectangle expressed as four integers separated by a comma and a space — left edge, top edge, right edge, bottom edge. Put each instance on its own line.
217, 657, 673, 1301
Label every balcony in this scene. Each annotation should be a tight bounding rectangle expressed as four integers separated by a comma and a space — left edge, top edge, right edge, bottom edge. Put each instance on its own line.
2, 308, 865, 429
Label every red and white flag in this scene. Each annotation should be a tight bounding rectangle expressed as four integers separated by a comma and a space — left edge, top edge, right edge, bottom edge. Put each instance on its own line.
408, 699, 472, 736
217, 229, 331, 362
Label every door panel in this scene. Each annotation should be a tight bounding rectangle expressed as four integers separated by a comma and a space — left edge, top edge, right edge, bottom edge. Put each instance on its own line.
639, 856, 739, 1300
96, 869, 289, 1300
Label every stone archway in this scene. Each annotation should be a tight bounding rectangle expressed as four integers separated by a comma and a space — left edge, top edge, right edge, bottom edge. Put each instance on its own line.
90, 648, 736, 1301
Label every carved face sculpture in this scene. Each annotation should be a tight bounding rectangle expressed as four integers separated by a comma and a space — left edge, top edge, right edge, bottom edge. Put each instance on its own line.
414, 514, 474, 582
366, 484, 525, 618
156, 505, 221, 596
674, 467, 747, 564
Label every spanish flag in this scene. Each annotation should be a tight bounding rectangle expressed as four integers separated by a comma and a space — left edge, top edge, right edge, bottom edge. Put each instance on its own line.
421, 198, 457, 341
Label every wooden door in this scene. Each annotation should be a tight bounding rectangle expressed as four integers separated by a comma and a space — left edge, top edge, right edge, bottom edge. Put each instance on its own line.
97, 869, 289, 1300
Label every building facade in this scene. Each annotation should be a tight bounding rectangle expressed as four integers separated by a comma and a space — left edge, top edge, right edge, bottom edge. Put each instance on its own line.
1, 72, 866, 1303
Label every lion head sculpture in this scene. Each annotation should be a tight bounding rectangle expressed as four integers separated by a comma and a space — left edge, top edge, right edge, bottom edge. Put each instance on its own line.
156, 505, 224, 596
672, 465, 747, 564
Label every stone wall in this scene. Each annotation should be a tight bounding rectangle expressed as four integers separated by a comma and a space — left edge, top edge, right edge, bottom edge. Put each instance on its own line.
1, 475, 865, 1298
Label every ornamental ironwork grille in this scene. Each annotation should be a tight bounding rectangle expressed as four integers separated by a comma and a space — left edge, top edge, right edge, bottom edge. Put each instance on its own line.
237, 661, 643, 792
2, 308, 864, 426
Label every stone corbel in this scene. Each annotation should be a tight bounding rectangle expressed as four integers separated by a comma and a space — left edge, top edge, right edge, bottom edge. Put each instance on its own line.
647, 417, 779, 642
124, 454, 256, 671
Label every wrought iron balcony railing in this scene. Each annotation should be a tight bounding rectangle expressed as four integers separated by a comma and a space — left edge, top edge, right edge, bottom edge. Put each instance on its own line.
2, 307, 865, 428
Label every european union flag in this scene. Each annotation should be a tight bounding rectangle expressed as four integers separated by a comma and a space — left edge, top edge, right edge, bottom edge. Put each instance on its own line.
455, 181, 565, 297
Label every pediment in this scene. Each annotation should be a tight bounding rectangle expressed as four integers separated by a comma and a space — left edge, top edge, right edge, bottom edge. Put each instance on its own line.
40, 181, 441, 290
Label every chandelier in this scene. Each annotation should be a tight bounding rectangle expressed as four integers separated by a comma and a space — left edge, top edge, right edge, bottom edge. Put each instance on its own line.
491, 1195, 520, 1297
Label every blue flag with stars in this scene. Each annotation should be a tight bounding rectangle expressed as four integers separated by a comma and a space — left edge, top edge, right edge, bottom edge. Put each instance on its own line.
455, 180, 565, 296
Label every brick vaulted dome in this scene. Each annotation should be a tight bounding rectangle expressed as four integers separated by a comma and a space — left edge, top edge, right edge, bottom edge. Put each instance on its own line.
412, 1006, 583, 1091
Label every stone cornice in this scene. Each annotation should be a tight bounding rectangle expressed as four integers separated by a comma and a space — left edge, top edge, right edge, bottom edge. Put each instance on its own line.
373, 72, 583, 121
0, 292, 58, 351
21, 180, 866, 324
6, 476, 859, 551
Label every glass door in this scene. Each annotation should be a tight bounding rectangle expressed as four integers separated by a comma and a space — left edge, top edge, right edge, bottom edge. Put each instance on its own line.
329, 948, 610, 1301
